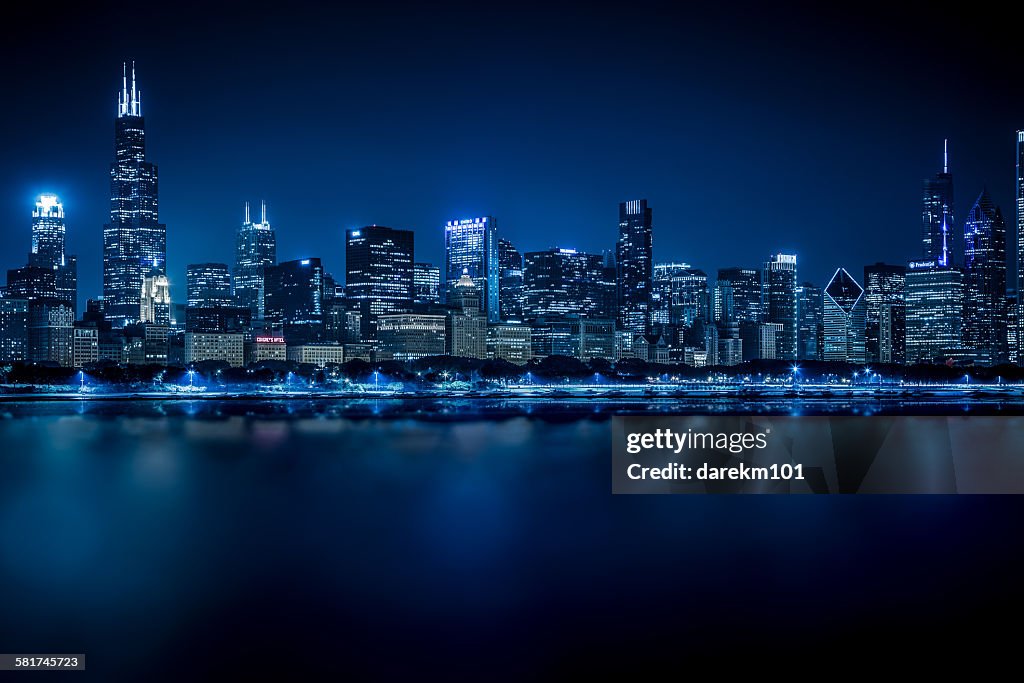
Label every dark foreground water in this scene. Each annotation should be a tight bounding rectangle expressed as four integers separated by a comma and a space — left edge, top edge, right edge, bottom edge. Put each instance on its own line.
1, 399, 1023, 679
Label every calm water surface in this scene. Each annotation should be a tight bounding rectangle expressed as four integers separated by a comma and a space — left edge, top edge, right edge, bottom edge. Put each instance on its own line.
1, 399, 1022, 679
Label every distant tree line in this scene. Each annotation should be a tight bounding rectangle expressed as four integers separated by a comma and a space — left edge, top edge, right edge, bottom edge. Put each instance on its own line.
3, 356, 1024, 389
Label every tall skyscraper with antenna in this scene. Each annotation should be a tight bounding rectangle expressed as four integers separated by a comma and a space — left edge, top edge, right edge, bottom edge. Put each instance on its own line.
233, 200, 277, 319
102, 62, 167, 327
1016, 130, 1024, 364
922, 140, 954, 266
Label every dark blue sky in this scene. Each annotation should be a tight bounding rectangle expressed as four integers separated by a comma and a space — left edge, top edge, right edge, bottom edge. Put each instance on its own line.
2, 1, 1021, 309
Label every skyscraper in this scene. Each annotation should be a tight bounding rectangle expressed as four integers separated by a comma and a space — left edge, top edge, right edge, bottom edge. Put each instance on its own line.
345, 226, 414, 341
1016, 131, 1024, 364
413, 262, 441, 305
24, 195, 77, 315
0, 299, 29, 362
187, 263, 233, 308
522, 248, 616, 320
30, 194, 66, 267
863, 263, 906, 364
823, 268, 866, 363
264, 258, 325, 343
762, 254, 798, 360
233, 201, 277, 319
651, 263, 691, 328
905, 260, 963, 364
447, 270, 488, 359
498, 238, 524, 319
140, 268, 171, 325
716, 267, 762, 323
796, 282, 823, 361
616, 199, 653, 334
962, 190, 1008, 364
922, 140, 954, 266
103, 63, 166, 327
444, 217, 499, 322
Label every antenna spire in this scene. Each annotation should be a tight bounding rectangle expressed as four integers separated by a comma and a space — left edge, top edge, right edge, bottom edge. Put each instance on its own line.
943, 138, 948, 174
118, 61, 142, 117
261, 200, 266, 224
245, 201, 250, 224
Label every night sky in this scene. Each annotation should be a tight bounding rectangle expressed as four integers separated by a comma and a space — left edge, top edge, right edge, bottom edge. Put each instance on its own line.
2, 2, 1022, 310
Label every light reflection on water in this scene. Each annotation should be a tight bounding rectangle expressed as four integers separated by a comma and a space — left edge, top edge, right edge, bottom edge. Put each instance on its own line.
0, 399, 1021, 679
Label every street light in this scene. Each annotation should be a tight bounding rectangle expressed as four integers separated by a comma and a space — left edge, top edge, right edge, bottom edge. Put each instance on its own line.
79, 370, 85, 391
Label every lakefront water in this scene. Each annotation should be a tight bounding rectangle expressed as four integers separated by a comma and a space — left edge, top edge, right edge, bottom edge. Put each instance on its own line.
1, 398, 1022, 679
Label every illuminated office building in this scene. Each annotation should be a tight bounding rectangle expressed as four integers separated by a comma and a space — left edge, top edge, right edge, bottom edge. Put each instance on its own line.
444, 216, 499, 322
264, 258, 325, 343
498, 238, 524, 319
447, 271, 488, 359
823, 268, 866, 363
673, 269, 709, 327
0, 299, 29, 362
345, 226, 414, 341
187, 263, 233, 309
716, 267, 762, 323
796, 282, 823, 361
962, 190, 1008, 365
103, 63, 166, 327
905, 260, 963, 364
653, 263, 692, 327
413, 262, 441, 305
863, 263, 905, 364
523, 248, 615, 320
922, 140, 955, 266
616, 199, 653, 334
487, 322, 532, 364
28, 300, 74, 366
762, 254, 798, 360
233, 201, 276, 319
377, 314, 447, 361
140, 269, 171, 325
1017, 131, 1024, 363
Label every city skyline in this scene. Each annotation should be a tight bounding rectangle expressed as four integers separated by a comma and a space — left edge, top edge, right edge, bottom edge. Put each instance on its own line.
3, 61, 1024, 369
4, 3, 1024, 311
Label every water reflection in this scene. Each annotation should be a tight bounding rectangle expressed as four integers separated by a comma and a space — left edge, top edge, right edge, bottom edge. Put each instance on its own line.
0, 395, 1020, 421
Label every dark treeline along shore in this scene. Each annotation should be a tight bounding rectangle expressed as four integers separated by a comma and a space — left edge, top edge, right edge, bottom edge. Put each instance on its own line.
3, 355, 1024, 392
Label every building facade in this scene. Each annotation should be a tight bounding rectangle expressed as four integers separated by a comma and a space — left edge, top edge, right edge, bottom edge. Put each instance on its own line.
103, 64, 166, 327
140, 269, 171, 325
184, 332, 245, 367
264, 258, 325, 343
796, 282, 823, 361
187, 263, 233, 308
487, 322, 532, 364
444, 217, 499, 322
413, 262, 441, 305
616, 199, 653, 334
863, 263, 906, 364
346, 226, 414, 341
822, 268, 866, 363
498, 238, 524, 320
922, 140, 955, 267
522, 248, 615, 320
905, 261, 963, 364
376, 314, 446, 360
286, 343, 345, 366
28, 195, 77, 316
0, 299, 29, 362
962, 190, 1008, 365
233, 201, 277, 319
762, 254, 798, 361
